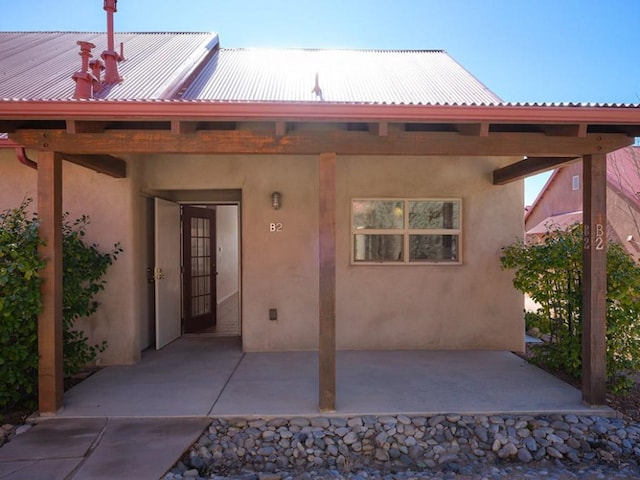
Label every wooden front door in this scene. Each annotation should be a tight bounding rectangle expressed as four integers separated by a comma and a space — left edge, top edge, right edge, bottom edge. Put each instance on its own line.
182, 205, 217, 333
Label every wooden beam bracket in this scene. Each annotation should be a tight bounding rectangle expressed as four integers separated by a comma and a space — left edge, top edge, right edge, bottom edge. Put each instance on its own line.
61, 153, 127, 178
493, 156, 579, 185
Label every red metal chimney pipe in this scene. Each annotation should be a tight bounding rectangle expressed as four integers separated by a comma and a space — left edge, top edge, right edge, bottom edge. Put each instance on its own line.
89, 59, 105, 92
102, 0, 122, 84
72, 41, 98, 99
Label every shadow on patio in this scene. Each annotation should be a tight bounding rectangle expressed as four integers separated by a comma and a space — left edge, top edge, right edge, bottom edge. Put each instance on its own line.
56, 337, 611, 418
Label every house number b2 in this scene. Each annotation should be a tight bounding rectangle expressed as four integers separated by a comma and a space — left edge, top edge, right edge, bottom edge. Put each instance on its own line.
270, 222, 283, 232
584, 224, 604, 250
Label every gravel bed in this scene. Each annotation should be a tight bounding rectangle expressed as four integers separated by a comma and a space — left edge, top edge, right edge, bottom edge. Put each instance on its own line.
164, 414, 640, 480
0, 423, 32, 447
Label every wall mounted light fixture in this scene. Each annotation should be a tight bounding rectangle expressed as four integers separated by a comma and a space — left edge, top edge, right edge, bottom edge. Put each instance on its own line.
271, 191, 281, 210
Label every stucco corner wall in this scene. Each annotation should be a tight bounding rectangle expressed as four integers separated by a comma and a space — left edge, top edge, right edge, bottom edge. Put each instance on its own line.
0, 150, 142, 366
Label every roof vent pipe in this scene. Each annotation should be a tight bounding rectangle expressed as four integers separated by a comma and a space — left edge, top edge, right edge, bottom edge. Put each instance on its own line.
102, 0, 122, 84
89, 59, 105, 92
72, 41, 99, 99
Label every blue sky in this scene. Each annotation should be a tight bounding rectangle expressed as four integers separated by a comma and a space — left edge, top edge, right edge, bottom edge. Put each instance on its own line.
3, 0, 639, 205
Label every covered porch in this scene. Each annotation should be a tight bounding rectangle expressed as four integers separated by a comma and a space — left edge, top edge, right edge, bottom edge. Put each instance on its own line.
3, 102, 640, 416
56, 337, 611, 418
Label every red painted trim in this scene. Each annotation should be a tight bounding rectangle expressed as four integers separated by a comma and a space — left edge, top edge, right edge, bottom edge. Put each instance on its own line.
0, 100, 639, 124
0, 137, 21, 148
16, 147, 37, 169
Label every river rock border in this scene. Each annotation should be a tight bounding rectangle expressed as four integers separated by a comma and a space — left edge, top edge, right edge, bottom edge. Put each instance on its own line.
168, 414, 640, 478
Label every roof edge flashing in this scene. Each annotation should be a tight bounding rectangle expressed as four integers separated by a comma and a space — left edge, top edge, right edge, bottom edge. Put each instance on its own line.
157, 32, 220, 100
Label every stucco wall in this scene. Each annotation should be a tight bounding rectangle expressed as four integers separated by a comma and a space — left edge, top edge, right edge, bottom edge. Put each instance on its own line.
142, 154, 320, 352
337, 155, 523, 351
0, 149, 142, 365
1, 148, 525, 362
142, 153, 524, 353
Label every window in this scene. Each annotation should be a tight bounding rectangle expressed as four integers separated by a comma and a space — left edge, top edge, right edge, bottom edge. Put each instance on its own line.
352, 198, 461, 264
572, 175, 580, 191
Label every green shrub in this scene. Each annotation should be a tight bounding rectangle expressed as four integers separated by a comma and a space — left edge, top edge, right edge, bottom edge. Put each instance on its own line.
501, 224, 640, 394
0, 200, 120, 410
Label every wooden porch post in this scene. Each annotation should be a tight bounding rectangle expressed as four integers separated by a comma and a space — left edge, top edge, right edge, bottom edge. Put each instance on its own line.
37, 151, 64, 414
319, 152, 336, 412
582, 153, 607, 406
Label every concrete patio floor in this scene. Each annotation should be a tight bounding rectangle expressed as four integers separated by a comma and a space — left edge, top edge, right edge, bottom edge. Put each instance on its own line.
57, 336, 612, 418
1, 337, 613, 479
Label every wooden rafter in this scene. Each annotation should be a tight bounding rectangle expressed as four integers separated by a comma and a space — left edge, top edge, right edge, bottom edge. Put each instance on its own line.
171, 120, 198, 135
541, 124, 587, 138
275, 121, 287, 137
455, 122, 489, 137
66, 120, 108, 134
493, 156, 581, 185
369, 122, 388, 137
10, 129, 631, 157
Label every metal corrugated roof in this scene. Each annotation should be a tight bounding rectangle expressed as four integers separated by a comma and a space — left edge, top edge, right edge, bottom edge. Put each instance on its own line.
1, 33, 639, 109
527, 211, 583, 235
180, 48, 503, 105
0, 32, 218, 100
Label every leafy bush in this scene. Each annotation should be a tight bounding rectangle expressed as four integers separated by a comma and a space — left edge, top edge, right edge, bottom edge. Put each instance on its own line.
0, 200, 120, 410
501, 224, 640, 393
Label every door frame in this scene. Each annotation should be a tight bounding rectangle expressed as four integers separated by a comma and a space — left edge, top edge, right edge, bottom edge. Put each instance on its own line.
147, 194, 242, 346
182, 205, 217, 333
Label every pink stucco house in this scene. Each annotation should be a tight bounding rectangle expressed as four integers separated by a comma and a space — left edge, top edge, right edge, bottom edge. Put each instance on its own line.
1, 2, 639, 414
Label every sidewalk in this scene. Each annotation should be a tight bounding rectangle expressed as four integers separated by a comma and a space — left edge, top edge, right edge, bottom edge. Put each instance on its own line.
0, 418, 208, 480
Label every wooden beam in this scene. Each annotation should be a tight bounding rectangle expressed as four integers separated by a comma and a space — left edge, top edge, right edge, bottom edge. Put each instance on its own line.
582, 153, 607, 406
456, 122, 489, 137
10, 129, 632, 157
61, 153, 126, 178
37, 151, 63, 415
493, 156, 579, 185
319, 152, 336, 412
66, 120, 107, 134
171, 120, 197, 135
541, 124, 588, 138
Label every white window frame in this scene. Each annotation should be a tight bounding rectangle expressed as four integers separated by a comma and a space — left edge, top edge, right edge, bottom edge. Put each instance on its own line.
572, 175, 580, 191
351, 198, 462, 265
